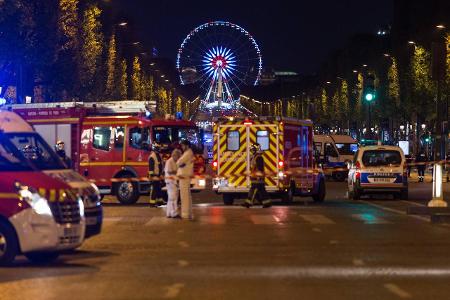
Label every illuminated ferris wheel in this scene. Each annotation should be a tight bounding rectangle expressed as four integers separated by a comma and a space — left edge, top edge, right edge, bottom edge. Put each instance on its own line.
176, 21, 263, 110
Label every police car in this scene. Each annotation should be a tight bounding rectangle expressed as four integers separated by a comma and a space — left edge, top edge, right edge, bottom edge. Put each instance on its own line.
348, 145, 408, 200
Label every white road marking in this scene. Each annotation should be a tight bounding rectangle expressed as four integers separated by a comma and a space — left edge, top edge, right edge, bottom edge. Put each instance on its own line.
198, 216, 226, 225
352, 259, 365, 266
401, 200, 425, 207
163, 283, 185, 299
145, 217, 172, 226
250, 215, 277, 225
178, 241, 190, 248
102, 217, 122, 226
178, 266, 450, 279
312, 227, 322, 233
177, 260, 190, 267
352, 214, 391, 224
384, 283, 412, 298
361, 200, 430, 222
300, 214, 335, 224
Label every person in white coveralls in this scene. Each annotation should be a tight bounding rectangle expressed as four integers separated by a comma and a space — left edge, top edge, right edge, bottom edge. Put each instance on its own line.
177, 140, 194, 220
165, 149, 182, 218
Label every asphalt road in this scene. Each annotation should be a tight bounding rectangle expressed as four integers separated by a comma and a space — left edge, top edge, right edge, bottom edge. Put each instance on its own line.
1, 181, 450, 300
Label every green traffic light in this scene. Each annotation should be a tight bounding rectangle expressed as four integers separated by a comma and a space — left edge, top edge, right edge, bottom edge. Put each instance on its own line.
365, 93, 374, 101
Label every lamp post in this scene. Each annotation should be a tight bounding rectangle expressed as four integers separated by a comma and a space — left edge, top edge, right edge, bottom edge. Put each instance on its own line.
428, 24, 447, 207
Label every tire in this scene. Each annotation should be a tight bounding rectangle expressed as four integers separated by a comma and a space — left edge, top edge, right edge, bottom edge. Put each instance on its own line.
25, 252, 60, 264
313, 179, 326, 203
0, 221, 19, 266
401, 189, 408, 200
333, 171, 346, 182
395, 189, 408, 200
115, 175, 139, 205
223, 194, 234, 206
351, 187, 361, 200
282, 182, 295, 202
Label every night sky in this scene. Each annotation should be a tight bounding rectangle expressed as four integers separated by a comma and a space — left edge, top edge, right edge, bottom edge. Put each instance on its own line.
113, 0, 393, 74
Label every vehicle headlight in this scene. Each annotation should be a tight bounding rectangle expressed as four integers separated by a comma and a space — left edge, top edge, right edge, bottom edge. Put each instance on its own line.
78, 198, 85, 218
198, 179, 206, 187
278, 171, 285, 179
15, 182, 52, 216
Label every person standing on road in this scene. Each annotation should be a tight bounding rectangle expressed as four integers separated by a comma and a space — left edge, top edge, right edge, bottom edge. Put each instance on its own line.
416, 149, 428, 183
148, 143, 165, 207
243, 143, 272, 208
177, 140, 194, 219
165, 149, 182, 218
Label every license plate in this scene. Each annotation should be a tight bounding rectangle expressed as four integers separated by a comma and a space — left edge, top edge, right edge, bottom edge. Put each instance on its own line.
85, 217, 98, 225
64, 226, 79, 237
372, 178, 391, 183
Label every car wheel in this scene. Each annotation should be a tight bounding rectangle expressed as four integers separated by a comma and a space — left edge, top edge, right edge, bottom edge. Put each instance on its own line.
25, 252, 60, 264
223, 194, 234, 205
401, 189, 408, 200
0, 221, 19, 266
333, 172, 346, 182
313, 179, 326, 203
115, 175, 139, 205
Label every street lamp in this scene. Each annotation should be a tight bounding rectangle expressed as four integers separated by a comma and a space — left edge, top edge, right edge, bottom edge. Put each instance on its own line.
408, 41, 415, 45
421, 124, 426, 130
118, 22, 128, 27
400, 125, 405, 131
436, 24, 446, 29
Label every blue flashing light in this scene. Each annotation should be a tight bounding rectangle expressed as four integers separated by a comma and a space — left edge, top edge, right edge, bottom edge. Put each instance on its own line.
145, 111, 153, 119
0, 98, 6, 106
176, 112, 183, 120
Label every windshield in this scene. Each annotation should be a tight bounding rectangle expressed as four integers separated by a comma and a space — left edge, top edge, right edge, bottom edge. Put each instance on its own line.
153, 126, 203, 153
362, 150, 402, 166
5, 133, 66, 170
0, 134, 34, 171
335, 143, 358, 155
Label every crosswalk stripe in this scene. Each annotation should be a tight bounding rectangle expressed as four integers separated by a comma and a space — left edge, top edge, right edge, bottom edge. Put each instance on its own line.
198, 216, 226, 225
300, 214, 335, 224
145, 216, 173, 226
250, 215, 278, 225
352, 214, 391, 224
102, 217, 123, 227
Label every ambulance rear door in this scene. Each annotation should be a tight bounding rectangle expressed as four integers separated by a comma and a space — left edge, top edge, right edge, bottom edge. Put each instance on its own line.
249, 122, 280, 191
216, 123, 249, 191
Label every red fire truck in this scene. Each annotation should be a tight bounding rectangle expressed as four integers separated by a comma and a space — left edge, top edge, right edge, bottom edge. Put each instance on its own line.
212, 116, 326, 205
9, 102, 206, 204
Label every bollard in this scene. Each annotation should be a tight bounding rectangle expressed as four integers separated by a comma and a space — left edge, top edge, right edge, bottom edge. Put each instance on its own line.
428, 163, 448, 207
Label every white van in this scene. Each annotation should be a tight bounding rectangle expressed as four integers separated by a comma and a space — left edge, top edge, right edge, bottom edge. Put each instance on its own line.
314, 135, 358, 181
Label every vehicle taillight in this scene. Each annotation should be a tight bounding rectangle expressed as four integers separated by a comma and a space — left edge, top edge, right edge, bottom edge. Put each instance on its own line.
278, 160, 284, 169
355, 161, 361, 179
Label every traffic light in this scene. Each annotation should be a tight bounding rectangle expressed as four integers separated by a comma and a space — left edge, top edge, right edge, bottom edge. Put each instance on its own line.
364, 74, 376, 102
421, 134, 432, 144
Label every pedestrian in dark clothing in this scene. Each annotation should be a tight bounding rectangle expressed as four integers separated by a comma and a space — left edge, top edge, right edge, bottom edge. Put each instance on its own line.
416, 150, 428, 182
243, 143, 271, 208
